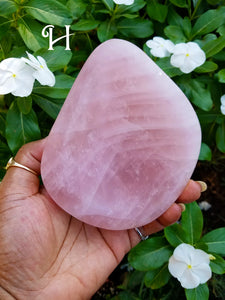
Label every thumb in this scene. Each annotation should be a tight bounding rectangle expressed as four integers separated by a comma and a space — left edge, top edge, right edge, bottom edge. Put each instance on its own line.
1, 139, 46, 196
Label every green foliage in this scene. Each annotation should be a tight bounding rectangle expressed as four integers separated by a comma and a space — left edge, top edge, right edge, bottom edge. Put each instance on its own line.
200, 228, 225, 256
128, 237, 173, 271
199, 143, 212, 161
6, 101, 41, 154
144, 263, 171, 289
185, 284, 209, 300
127, 202, 225, 300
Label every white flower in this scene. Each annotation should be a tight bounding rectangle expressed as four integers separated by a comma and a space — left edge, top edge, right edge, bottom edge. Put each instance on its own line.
113, 0, 134, 5
0, 58, 35, 97
146, 37, 175, 58
170, 42, 206, 73
220, 95, 225, 115
22, 52, 55, 87
168, 243, 212, 289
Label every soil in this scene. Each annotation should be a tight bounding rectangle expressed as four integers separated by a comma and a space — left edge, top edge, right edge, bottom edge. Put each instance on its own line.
92, 160, 225, 299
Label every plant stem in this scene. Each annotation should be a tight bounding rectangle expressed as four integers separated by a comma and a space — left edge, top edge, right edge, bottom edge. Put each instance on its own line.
187, 0, 192, 19
138, 277, 145, 297
191, 0, 202, 20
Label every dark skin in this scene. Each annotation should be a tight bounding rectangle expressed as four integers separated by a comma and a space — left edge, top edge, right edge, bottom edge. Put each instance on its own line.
0, 139, 203, 300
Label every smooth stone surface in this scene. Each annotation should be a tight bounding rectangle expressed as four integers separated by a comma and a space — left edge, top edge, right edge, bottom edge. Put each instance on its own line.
41, 39, 201, 230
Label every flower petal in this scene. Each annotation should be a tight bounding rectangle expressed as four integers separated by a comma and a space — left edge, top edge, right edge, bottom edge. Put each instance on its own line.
180, 269, 200, 289
37, 56, 48, 68
0, 75, 16, 95
0, 57, 26, 73
168, 256, 187, 278
192, 264, 212, 284
191, 249, 210, 266
172, 243, 195, 264
33, 69, 55, 86
221, 104, 225, 115
150, 47, 170, 58
179, 58, 198, 73
113, 0, 134, 4
170, 54, 186, 68
220, 95, 225, 105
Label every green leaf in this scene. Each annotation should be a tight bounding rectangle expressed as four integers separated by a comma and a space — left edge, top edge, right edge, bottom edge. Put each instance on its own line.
16, 96, 32, 115
32, 94, 64, 119
127, 271, 145, 289
0, 0, 18, 17
0, 140, 11, 161
71, 19, 100, 31
183, 17, 192, 38
202, 35, 225, 58
164, 25, 186, 43
117, 18, 154, 38
185, 284, 209, 300
0, 140, 11, 179
200, 227, 225, 256
17, 17, 48, 52
210, 254, 225, 274
169, 0, 187, 8
195, 61, 218, 73
0, 113, 6, 138
198, 143, 212, 161
25, 0, 72, 27
6, 101, 41, 154
156, 58, 183, 77
167, 6, 183, 27
144, 264, 171, 289
216, 122, 225, 153
165, 223, 188, 247
0, 17, 12, 40
217, 24, 225, 36
66, 0, 87, 20
181, 79, 213, 111
113, 290, 137, 300
128, 237, 173, 271
181, 202, 203, 245
33, 74, 74, 99
147, 2, 168, 23
97, 20, 117, 42
34, 46, 72, 72
101, 0, 114, 11
217, 69, 225, 83
116, 0, 146, 14
192, 8, 225, 38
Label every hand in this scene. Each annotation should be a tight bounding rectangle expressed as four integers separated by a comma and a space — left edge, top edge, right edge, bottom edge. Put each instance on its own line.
0, 139, 204, 300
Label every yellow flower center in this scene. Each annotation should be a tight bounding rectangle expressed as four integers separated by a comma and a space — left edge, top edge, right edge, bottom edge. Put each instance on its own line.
40, 65, 44, 69
187, 264, 192, 269
186, 53, 190, 57
12, 74, 16, 78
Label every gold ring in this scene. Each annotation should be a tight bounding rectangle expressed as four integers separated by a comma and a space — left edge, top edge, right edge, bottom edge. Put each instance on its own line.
5, 157, 38, 176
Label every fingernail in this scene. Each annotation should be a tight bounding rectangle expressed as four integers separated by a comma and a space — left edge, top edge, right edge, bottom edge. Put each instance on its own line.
178, 203, 186, 212
196, 181, 207, 192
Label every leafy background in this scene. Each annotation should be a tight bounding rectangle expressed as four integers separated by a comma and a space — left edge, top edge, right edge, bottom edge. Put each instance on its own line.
0, 0, 225, 299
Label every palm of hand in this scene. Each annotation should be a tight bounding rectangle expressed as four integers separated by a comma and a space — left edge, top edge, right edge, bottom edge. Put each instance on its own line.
0, 182, 132, 300
0, 140, 202, 300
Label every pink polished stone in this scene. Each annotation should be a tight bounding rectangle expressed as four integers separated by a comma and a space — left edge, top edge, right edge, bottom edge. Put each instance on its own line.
41, 39, 201, 230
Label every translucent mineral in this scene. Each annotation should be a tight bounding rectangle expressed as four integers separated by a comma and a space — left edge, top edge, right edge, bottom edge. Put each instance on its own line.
41, 39, 201, 230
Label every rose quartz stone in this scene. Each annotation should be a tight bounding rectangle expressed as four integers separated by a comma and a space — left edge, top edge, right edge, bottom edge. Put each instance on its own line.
41, 39, 201, 230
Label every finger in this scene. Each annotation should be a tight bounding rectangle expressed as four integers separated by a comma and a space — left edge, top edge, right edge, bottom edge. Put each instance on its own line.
1, 139, 46, 196
176, 180, 207, 204
129, 203, 184, 246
